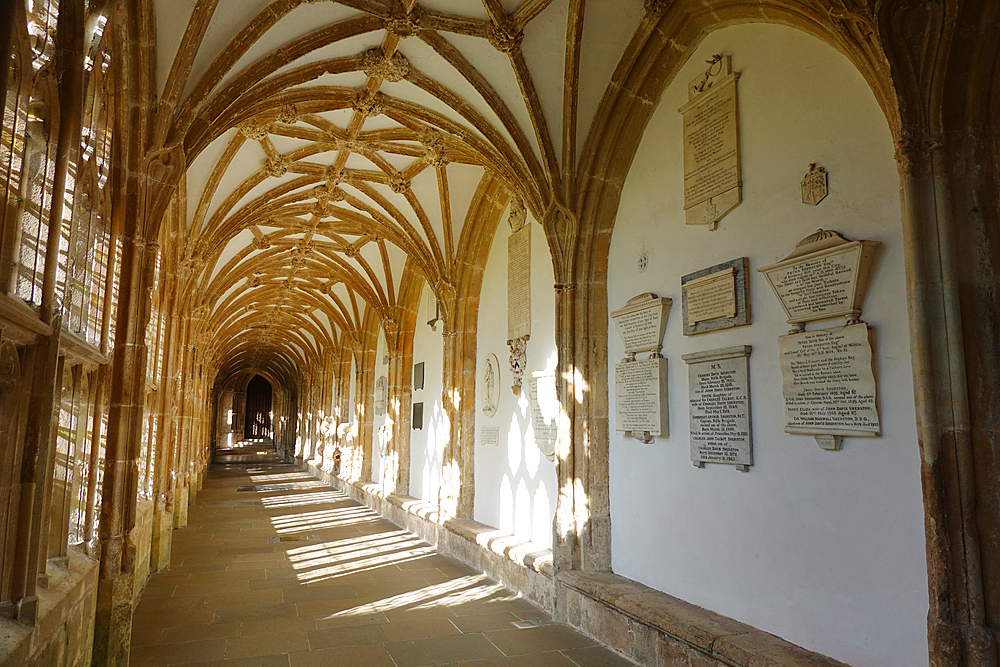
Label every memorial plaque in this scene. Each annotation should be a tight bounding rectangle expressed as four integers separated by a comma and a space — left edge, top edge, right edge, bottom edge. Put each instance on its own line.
614, 357, 669, 439
412, 402, 423, 430
778, 323, 880, 447
528, 374, 557, 460
413, 362, 424, 390
508, 224, 531, 340
481, 426, 500, 446
759, 230, 881, 327
681, 257, 750, 335
611, 293, 672, 357
678, 55, 742, 229
375, 375, 387, 416
682, 346, 752, 470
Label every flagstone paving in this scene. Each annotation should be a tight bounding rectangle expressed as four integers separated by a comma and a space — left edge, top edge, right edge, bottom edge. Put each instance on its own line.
130, 442, 635, 667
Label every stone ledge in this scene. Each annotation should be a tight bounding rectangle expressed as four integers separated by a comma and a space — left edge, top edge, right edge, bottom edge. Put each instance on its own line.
558, 571, 849, 667
301, 460, 554, 611
0, 548, 98, 667
443, 518, 554, 578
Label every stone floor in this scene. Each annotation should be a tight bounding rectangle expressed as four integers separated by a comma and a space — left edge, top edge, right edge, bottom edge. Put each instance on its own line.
130, 442, 636, 667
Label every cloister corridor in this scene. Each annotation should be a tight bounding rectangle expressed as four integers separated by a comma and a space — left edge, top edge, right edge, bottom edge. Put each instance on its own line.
129, 442, 633, 667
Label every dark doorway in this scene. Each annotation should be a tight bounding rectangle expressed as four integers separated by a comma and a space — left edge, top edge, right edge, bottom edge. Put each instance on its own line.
245, 375, 273, 439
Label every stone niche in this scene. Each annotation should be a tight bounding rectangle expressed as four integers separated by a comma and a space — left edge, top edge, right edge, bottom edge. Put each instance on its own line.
611, 293, 672, 443
759, 230, 882, 450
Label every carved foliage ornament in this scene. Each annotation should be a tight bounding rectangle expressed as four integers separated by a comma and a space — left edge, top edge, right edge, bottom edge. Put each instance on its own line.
263, 154, 292, 178
361, 48, 411, 83
238, 119, 269, 140
384, 6, 421, 37
353, 90, 385, 117
276, 105, 299, 124
419, 127, 448, 166
488, 17, 523, 53
388, 171, 409, 193
643, 0, 671, 16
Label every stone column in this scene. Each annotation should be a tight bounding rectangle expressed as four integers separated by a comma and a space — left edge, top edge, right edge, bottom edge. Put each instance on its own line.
896, 137, 997, 667
93, 234, 158, 666
384, 314, 414, 496
437, 290, 477, 522
356, 336, 377, 483
172, 315, 193, 528
8, 322, 62, 624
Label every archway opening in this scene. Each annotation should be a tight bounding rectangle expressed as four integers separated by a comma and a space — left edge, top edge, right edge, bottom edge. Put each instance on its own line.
244, 375, 273, 440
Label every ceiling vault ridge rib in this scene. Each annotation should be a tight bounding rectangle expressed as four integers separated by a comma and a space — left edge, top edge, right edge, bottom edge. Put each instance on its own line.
154, 0, 620, 378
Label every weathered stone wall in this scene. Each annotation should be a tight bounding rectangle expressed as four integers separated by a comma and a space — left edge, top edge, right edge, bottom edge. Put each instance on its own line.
0, 549, 98, 667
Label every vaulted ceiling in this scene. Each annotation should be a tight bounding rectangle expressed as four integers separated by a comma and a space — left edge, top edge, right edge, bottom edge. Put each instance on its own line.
154, 0, 645, 381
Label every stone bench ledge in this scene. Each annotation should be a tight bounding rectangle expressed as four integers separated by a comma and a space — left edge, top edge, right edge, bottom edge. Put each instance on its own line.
558, 571, 848, 667
443, 518, 553, 577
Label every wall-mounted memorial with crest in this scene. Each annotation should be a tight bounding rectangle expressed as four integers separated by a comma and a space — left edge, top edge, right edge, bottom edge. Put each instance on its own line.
759, 230, 882, 451
678, 54, 742, 231
611, 293, 671, 443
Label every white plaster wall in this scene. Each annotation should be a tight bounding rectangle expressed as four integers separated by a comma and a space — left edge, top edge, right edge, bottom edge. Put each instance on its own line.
474, 212, 559, 548
371, 329, 388, 485
409, 283, 446, 503
607, 24, 928, 667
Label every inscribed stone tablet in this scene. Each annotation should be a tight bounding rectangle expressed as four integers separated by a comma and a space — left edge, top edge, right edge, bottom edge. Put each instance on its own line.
481, 426, 500, 446
681, 258, 750, 335
528, 374, 558, 442
681, 79, 739, 206
678, 56, 742, 228
610, 294, 672, 355
685, 269, 736, 325
778, 323, 880, 436
614, 357, 668, 437
507, 224, 531, 340
682, 346, 752, 467
375, 376, 387, 416
764, 244, 861, 323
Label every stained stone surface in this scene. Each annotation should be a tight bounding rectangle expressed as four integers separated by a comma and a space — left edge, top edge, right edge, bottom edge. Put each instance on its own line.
130, 451, 636, 667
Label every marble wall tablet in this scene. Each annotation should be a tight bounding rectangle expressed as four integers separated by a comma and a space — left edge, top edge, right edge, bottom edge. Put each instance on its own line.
615, 357, 669, 440
678, 55, 742, 230
778, 323, 880, 449
528, 373, 557, 460
507, 223, 531, 340
611, 293, 672, 357
375, 375, 387, 416
759, 229, 881, 327
682, 346, 752, 470
481, 426, 500, 446
681, 257, 751, 335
